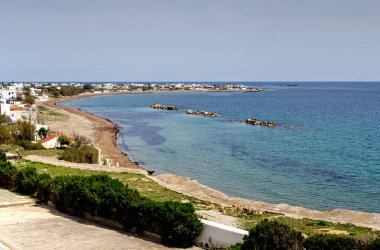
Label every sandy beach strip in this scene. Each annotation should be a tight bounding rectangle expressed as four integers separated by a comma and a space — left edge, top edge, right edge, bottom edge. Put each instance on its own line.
39, 92, 380, 231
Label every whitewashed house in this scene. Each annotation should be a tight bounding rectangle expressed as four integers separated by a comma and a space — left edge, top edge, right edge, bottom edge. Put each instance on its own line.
40, 133, 60, 149
9, 106, 28, 122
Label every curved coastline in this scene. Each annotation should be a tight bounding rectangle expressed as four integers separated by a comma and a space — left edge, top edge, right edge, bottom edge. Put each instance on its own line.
43, 92, 380, 231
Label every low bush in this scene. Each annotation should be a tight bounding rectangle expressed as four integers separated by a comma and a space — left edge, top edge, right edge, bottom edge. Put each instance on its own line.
36, 173, 52, 202
59, 144, 98, 164
0, 161, 202, 247
15, 167, 39, 195
240, 219, 304, 250
303, 234, 355, 250
48, 174, 202, 247
17, 141, 45, 150
0, 160, 17, 188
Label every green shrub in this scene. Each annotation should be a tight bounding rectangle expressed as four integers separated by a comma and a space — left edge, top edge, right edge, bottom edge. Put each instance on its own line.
368, 238, 380, 250
15, 167, 39, 195
17, 141, 45, 150
36, 173, 52, 202
303, 234, 355, 250
241, 219, 303, 250
0, 160, 17, 188
0, 166, 202, 248
59, 145, 98, 164
159, 201, 203, 247
48, 174, 202, 247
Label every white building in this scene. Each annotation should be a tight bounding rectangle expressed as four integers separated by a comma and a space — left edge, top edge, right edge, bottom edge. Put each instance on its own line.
0, 101, 10, 116
40, 133, 60, 149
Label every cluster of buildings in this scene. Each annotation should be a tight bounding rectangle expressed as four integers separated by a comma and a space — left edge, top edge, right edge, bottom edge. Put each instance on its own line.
0, 82, 61, 149
0, 83, 48, 122
2, 82, 261, 93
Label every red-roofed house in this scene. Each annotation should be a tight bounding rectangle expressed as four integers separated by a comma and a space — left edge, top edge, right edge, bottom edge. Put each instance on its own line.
40, 133, 60, 149
9, 105, 27, 122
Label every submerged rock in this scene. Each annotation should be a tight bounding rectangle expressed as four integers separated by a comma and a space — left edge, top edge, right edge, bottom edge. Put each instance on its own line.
150, 103, 180, 110
186, 110, 221, 117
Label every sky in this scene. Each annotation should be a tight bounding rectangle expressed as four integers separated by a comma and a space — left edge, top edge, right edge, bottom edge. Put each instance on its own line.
0, 0, 379, 82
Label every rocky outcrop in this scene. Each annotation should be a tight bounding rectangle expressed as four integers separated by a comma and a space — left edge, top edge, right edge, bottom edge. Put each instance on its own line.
186, 110, 221, 117
232, 118, 278, 127
245, 118, 277, 127
150, 103, 180, 110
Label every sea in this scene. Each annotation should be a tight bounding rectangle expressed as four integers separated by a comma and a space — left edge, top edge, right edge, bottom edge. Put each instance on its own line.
61, 82, 380, 213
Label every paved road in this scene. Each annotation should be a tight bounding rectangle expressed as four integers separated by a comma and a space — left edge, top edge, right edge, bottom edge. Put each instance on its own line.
0, 189, 196, 250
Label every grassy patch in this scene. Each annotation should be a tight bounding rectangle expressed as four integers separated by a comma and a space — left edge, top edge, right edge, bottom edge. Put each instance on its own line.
22, 149, 63, 158
37, 104, 69, 121
224, 207, 380, 238
13, 160, 210, 209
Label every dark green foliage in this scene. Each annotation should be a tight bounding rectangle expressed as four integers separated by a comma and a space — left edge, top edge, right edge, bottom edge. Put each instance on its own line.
47, 174, 202, 247
0, 115, 12, 124
0, 125, 12, 144
17, 141, 45, 150
36, 173, 52, 202
57, 135, 70, 147
11, 120, 35, 141
37, 127, 48, 139
241, 219, 303, 250
59, 144, 98, 163
15, 167, 38, 195
368, 237, 380, 250
0, 150, 6, 161
159, 201, 203, 247
0, 160, 17, 188
48, 86, 84, 97
303, 234, 355, 250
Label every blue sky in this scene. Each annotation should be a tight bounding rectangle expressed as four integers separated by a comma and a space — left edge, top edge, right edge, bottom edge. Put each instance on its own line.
0, 0, 379, 81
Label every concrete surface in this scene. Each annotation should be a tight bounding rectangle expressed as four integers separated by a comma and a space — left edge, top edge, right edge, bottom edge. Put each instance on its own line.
0, 188, 35, 208
0, 189, 196, 250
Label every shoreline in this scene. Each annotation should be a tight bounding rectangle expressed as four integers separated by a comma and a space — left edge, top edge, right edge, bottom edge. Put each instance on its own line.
42, 91, 380, 231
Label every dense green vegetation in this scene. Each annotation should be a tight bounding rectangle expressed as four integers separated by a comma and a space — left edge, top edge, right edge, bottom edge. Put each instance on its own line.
0, 158, 202, 247
0, 120, 44, 150
58, 134, 98, 164
231, 219, 379, 250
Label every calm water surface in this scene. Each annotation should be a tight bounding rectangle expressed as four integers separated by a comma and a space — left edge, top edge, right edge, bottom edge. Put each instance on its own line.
61, 82, 380, 213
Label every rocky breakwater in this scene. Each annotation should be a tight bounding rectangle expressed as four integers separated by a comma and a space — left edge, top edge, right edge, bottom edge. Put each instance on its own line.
245, 118, 277, 127
186, 110, 221, 117
150, 103, 180, 110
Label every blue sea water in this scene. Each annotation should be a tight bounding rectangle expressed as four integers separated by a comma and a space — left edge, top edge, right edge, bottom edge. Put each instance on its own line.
61, 82, 380, 213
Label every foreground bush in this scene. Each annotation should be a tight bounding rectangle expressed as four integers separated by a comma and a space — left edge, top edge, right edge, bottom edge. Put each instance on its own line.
303, 234, 355, 250
48, 174, 202, 247
15, 167, 39, 195
240, 219, 303, 250
0, 160, 202, 248
0, 161, 17, 188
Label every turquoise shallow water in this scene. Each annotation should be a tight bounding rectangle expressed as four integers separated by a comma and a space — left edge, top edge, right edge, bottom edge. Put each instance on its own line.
61, 82, 380, 213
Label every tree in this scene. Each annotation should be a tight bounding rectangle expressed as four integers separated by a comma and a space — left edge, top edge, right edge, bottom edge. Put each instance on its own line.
37, 127, 48, 139
10, 120, 35, 142
0, 114, 12, 124
58, 135, 70, 148
0, 125, 12, 144
24, 94, 36, 105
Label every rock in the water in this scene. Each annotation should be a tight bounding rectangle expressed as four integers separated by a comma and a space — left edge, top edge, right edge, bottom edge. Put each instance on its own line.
186, 110, 221, 117
150, 103, 180, 110
245, 118, 277, 127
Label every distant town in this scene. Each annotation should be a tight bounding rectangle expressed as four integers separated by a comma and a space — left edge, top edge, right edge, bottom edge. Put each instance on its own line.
0, 82, 262, 148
